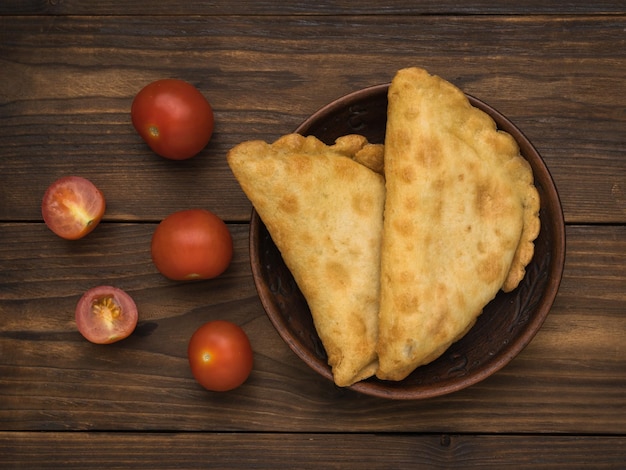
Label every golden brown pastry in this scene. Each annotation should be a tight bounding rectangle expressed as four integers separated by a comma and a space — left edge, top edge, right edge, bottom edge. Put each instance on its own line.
376, 67, 540, 381
228, 134, 385, 386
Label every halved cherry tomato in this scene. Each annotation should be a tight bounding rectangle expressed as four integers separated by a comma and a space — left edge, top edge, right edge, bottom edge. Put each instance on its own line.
131, 79, 214, 160
188, 320, 253, 392
151, 209, 233, 281
75, 286, 138, 344
42, 176, 106, 240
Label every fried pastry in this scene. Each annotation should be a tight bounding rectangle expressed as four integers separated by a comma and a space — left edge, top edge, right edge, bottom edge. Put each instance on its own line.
228, 134, 385, 387
376, 67, 540, 381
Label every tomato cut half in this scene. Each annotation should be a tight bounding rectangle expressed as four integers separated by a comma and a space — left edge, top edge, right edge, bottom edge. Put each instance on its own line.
42, 176, 106, 240
188, 320, 253, 392
75, 286, 138, 344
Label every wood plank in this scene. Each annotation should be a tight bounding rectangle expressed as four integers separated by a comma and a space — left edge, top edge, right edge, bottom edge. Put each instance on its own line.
1, 223, 624, 434
1, 1, 625, 16
1, 15, 625, 224
1, 432, 625, 469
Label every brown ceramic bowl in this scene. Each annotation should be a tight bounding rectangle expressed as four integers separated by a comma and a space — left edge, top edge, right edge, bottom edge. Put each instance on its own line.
250, 83, 566, 399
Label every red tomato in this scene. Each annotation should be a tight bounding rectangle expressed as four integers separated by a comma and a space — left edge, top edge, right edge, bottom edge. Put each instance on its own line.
131, 79, 214, 160
151, 209, 233, 281
75, 286, 138, 344
188, 320, 253, 392
42, 176, 106, 240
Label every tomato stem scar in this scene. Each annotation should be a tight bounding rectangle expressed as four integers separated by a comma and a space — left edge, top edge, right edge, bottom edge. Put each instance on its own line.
148, 125, 159, 137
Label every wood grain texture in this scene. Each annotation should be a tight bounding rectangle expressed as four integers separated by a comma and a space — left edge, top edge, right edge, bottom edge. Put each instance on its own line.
1, 15, 625, 223
1, 224, 624, 434
1, 432, 625, 469
1, 1, 625, 16
1, 5, 624, 467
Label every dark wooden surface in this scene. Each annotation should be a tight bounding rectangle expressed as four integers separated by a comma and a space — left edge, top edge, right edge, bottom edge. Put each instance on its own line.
1, 2, 625, 468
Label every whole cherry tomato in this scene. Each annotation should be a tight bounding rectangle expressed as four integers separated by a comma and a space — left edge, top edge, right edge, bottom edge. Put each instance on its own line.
42, 176, 106, 240
131, 79, 214, 160
188, 320, 253, 392
151, 209, 233, 281
75, 286, 138, 344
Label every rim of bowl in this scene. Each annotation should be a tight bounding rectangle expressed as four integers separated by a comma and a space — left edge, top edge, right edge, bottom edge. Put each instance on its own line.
249, 83, 566, 399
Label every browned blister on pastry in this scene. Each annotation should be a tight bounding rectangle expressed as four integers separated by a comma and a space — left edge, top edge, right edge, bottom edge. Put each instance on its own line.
376, 67, 540, 381
228, 134, 385, 387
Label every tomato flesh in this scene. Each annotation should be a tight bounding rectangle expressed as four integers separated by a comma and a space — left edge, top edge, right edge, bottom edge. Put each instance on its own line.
151, 209, 233, 281
42, 176, 106, 240
131, 79, 214, 160
75, 286, 138, 344
188, 320, 253, 392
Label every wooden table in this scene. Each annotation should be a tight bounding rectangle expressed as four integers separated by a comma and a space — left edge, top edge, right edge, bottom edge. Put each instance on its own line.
1, 2, 625, 468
